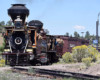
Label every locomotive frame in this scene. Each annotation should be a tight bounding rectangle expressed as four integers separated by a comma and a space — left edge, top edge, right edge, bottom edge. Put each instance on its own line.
2, 26, 58, 66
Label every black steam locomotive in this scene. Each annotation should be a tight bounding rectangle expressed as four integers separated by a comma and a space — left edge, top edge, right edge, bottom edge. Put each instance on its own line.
2, 4, 59, 66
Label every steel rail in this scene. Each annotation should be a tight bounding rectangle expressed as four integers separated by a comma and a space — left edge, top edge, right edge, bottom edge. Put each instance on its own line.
12, 67, 100, 80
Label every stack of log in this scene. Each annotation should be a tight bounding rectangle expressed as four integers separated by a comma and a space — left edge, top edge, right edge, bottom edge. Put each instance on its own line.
37, 33, 43, 39
56, 38, 64, 45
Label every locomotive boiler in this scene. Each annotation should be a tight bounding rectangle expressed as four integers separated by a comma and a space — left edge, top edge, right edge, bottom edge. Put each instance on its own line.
2, 4, 60, 66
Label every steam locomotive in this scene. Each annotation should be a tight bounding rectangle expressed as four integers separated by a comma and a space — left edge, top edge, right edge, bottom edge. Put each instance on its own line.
2, 4, 61, 66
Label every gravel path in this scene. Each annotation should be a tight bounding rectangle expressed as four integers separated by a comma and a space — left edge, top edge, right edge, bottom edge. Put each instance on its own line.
0, 67, 12, 71
0, 62, 100, 80
0, 72, 55, 80
0, 67, 56, 80
15, 63, 100, 76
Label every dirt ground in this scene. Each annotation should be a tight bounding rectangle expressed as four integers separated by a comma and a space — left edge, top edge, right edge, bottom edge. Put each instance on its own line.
0, 33, 3, 46
31, 63, 100, 76
14, 63, 100, 76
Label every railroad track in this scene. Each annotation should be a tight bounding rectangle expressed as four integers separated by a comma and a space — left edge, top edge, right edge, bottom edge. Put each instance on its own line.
12, 67, 100, 80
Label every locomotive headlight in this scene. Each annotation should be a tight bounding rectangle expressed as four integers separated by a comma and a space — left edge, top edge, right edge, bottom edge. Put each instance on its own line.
4, 49, 10, 52
4, 49, 10, 53
15, 21, 22, 29
26, 49, 33, 53
15, 37, 22, 45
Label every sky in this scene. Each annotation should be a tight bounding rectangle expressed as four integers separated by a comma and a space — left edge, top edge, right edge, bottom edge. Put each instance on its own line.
0, 0, 100, 37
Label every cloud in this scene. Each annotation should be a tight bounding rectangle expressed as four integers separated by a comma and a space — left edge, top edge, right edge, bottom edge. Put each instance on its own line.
72, 25, 85, 30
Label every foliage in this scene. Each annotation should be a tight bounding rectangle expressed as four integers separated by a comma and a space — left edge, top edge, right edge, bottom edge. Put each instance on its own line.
0, 20, 13, 33
78, 34, 80, 37
82, 57, 92, 67
0, 59, 5, 67
88, 45, 98, 62
6, 20, 13, 26
72, 45, 98, 63
0, 46, 4, 52
72, 45, 89, 62
28, 67, 35, 73
0, 38, 6, 53
66, 32, 69, 36
0, 21, 5, 27
0, 21, 6, 33
85, 31, 90, 40
44, 28, 49, 35
73, 31, 80, 38
70, 34, 72, 37
63, 77, 77, 80
74, 31, 79, 38
62, 52, 73, 63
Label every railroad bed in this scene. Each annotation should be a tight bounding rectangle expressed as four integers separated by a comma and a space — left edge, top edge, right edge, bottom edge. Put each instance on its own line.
11, 67, 100, 80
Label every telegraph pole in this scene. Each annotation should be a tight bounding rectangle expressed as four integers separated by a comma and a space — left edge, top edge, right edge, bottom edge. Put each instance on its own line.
96, 21, 99, 50
96, 13, 100, 50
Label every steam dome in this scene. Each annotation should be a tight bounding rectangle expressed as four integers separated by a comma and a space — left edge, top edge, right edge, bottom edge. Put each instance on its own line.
28, 20, 43, 33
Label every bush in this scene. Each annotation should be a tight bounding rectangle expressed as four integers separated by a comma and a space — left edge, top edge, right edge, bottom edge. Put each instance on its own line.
60, 45, 99, 65
72, 45, 98, 62
0, 46, 4, 52
72, 45, 89, 62
0, 59, 5, 67
88, 46, 98, 62
0, 59, 5, 64
82, 57, 92, 67
62, 52, 73, 63
28, 67, 35, 73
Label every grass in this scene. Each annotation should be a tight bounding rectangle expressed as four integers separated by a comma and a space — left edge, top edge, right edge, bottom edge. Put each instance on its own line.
28, 67, 35, 73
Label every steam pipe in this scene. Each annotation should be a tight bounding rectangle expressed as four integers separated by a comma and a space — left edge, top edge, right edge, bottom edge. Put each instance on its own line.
9, 41, 12, 53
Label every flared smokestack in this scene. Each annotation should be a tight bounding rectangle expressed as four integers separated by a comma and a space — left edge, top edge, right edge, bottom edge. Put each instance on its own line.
8, 4, 29, 24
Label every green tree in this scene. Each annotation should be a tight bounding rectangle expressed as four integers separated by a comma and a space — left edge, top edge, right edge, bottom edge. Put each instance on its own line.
74, 31, 78, 38
70, 34, 72, 37
92, 34, 96, 40
0, 21, 5, 33
44, 29, 49, 35
6, 20, 13, 26
0, 21, 5, 27
78, 34, 80, 38
85, 31, 90, 40
66, 32, 69, 36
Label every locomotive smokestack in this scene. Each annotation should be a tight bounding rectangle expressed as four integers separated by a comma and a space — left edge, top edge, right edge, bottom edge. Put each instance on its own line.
8, 4, 29, 24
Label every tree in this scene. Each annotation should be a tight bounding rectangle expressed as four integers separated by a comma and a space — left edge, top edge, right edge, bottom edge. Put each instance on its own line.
85, 31, 90, 40
78, 34, 80, 38
6, 20, 13, 26
0, 21, 5, 26
74, 31, 78, 38
44, 29, 49, 35
70, 34, 72, 37
0, 21, 5, 33
66, 32, 69, 36
92, 34, 96, 40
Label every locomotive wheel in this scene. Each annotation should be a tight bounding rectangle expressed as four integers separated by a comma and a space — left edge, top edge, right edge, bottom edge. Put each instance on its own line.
30, 59, 36, 66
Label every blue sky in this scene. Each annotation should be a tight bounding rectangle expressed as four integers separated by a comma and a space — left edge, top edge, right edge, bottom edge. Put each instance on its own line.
0, 0, 100, 36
